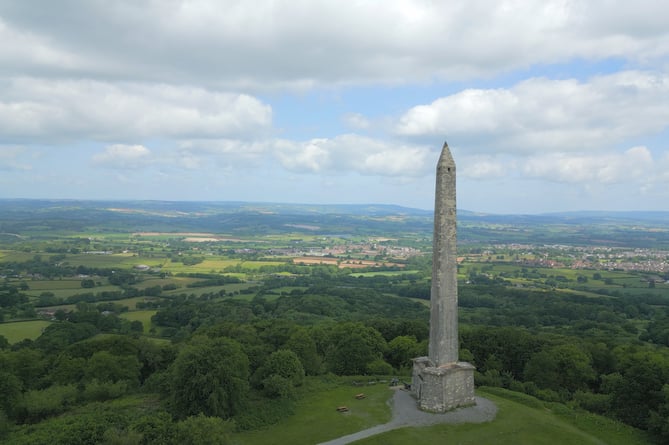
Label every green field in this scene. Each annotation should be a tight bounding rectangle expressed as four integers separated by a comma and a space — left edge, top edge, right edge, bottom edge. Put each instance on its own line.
349, 270, 420, 277
119, 310, 157, 333
160, 258, 288, 273
0, 320, 52, 343
23, 280, 123, 298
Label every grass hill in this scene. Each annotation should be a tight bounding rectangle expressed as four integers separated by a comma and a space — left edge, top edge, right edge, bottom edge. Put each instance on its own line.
231, 381, 649, 445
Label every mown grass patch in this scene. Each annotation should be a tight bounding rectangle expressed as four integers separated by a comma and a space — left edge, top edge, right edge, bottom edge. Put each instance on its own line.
24, 279, 86, 290
356, 387, 649, 445
232, 382, 649, 445
160, 258, 240, 274
0, 320, 52, 343
63, 253, 142, 268
232, 377, 393, 445
119, 310, 156, 333
25, 283, 123, 299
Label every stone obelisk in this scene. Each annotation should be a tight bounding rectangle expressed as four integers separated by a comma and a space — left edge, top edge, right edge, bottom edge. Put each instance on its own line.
411, 141, 475, 412
429, 141, 459, 366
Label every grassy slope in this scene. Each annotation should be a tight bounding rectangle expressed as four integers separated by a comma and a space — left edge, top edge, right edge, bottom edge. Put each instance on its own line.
231, 384, 649, 445
233, 379, 393, 445
356, 387, 649, 445
0, 320, 52, 343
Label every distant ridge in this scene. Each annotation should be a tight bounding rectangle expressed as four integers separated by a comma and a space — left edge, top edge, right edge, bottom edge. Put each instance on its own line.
2, 199, 668, 220
0, 199, 431, 217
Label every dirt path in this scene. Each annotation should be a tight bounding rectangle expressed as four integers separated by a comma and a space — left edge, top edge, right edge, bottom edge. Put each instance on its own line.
317, 389, 497, 445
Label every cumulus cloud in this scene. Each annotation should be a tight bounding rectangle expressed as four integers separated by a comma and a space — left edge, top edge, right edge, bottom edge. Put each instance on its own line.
177, 139, 270, 170
177, 135, 433, 177
0, 78, 272, 142
0, 17, 86, 72
92, 144, 152, 169
272, 135, 432, 176
1, 1, 668, 88
396, 71, 669, 154
522, 146, 654, 184
459, 155, 508, 179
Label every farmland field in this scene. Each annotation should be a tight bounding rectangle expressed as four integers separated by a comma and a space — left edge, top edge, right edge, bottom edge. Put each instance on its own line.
119, 310, 157, 333
0, 320, 52, 343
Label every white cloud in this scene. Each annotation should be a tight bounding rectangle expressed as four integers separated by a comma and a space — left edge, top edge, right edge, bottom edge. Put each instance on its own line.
0, 78, 272, 142
177, 139, 270, 170
1, 1, 668, 88
396, 71, 669, 154
459, 156, 508, 179
272, 135, 432, 176
274, 139, 330, 173
522, 146, 654, 184
177, 135, 434, 177
92, 144, 152, 169
0, 17, 86, 72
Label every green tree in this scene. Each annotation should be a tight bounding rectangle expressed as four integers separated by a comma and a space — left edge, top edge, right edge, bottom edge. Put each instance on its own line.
284, 328, 322, 375
253, 349, 304, 388
609, 350, 669, 429
317, 321, 387, 375
366, 358, 393, 375
169, 336, 249, 419
34, 322, 97, 351
174, 414, 233, 445
327, 333, 378, 375
85, 351, 141, 384
51, 354, 87, 384
649, 384, 669, 443
15, 384, 78, 423
131, 411, 174, 445
130, 320, 144, 333
524, 344, 595, 394
463, 326, 544, 379
3, 348, 47, 390
0, 370, 22, 418
386, 335, 420, 369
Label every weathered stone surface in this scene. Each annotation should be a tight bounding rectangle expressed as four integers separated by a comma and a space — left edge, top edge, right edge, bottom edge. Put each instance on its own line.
429, 141, 459, 366
412, 357, 475, 412
412, 141, 476, 413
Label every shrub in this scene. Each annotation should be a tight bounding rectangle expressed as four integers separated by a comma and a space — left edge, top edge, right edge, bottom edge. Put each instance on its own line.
366, 359, 393, 376
15, 384, 78, 423
81, 380, 129, 402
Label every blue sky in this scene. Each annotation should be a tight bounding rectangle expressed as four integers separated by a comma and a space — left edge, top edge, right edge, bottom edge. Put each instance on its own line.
1, 1, 668, 213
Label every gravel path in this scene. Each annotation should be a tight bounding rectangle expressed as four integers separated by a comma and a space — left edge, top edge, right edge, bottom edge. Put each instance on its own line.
317, 389, 497, 445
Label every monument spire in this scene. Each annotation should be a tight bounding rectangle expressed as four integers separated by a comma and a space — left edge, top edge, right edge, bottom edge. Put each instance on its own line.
411, 141, 475, 413
429, 141, 459, 366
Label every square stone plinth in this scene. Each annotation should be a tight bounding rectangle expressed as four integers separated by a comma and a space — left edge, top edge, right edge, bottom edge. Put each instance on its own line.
412, 357, 476, 412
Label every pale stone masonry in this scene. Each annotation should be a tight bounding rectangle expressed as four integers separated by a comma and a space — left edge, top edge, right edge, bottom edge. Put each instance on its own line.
412, 141, 476, 412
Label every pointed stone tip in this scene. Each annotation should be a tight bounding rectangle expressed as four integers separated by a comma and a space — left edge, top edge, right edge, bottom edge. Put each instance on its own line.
438, 141, 455, 167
